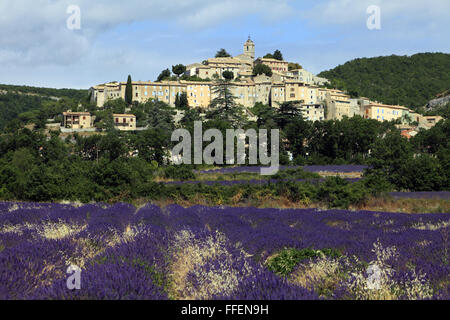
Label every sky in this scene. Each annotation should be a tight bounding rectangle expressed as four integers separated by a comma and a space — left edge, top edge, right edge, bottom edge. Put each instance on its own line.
0, 0, 449, 89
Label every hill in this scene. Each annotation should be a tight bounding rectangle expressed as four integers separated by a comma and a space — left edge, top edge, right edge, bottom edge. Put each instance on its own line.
318, 53, 450, 109
0, 84, 88, 101
0, 84, 89, 130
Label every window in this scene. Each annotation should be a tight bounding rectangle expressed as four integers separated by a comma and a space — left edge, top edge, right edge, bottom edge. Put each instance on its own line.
115, 118, 119, 123
123, 118, 127, 123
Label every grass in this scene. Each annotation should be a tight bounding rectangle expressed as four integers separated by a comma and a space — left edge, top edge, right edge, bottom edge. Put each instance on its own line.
352, 197, 450, 214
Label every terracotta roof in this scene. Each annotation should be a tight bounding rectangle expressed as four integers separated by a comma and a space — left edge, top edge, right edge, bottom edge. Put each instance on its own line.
63, 112, 90, 116
113, 114, 136, 117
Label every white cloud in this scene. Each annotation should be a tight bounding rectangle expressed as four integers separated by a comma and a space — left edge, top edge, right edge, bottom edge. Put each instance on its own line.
0, 0, 293, 67
0, 0, 448, 88
304, 0, 450, 26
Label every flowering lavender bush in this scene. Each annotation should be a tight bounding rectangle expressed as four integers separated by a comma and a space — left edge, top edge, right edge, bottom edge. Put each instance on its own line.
0, 202, 448, 300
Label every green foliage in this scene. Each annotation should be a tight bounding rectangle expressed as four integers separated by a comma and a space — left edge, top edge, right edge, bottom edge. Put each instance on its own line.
364, 119, 449, 191
266, 248, 341, 276
273, 50, 283, 61
103, 98, 127, 114
125, 75, 133, 105
253, 64, 273, 77
392, 154, 447, 191
288, 63, 302, 71
206, 80, 247, 127
175, 92, 189, 110
215, 49, 231, 58
222, 71, 234, 81
172, 64, 186, 78
162, 166, 196, 181
157, 69, 172, 82
317, 177, 369, 209
318, 53, 450, 109
0, 84, 88, 100
264, 50, 283, 61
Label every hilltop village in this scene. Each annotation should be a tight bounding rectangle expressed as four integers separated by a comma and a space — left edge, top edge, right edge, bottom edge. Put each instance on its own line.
68, 38, 441, 134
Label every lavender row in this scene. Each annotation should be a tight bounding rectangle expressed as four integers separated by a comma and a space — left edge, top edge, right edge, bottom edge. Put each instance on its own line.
197, 165, 369, 174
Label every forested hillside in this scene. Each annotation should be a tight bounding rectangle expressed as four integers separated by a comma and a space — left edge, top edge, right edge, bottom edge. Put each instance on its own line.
0, 84, 88, 130
318, 53, 450, 109
0, 84, 88, 101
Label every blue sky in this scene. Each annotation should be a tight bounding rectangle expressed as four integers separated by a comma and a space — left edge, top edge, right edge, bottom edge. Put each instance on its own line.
0, 0, 449, 89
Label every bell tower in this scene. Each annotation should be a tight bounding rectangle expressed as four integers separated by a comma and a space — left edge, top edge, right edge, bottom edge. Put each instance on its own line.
244, 36, 255, 60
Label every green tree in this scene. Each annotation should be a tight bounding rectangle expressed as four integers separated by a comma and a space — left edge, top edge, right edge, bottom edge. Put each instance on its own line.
125, 75, 133, 105
175, 92, 189, 110
157, 69, 172, 82
273, 50, 283, 61
222, 70, 235, 81
288, 63, 302, 71
172, 64, 186, 78
253, 64, 273, 77
215, 49, 231, 58
207, 79, 246, 127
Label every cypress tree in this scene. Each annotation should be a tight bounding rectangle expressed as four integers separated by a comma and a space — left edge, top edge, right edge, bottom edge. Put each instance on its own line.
175, 93, 180, 109
125, 75, 133, 105
180, 92, 189, 109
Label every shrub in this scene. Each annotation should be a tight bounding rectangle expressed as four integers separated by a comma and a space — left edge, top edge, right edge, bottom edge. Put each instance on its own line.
163, 166, 196, 181
266, 248, 341, 276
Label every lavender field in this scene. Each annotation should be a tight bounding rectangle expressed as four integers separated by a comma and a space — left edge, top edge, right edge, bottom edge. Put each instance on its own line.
0, 202, 448, 300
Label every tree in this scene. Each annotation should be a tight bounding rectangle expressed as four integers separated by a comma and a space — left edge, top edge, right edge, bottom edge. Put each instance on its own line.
273, 50, 283, 61
125, 75, 133, 105
253, 64, 273, 77
144, 100, 176, 132
133, 128, 169, 164
263, 53, 274, 59
288, 63, 302, 71
157, 69, 171, 82
103, 98, 127, 114
175, 92, 189, 110
180, 108, 202, 128
172, 64, 186, 78
275, 101, 304, 130
250, 103, 277, 127
207, 79, 246, 127
222, 71, 234, 81
215, 49, 231, 58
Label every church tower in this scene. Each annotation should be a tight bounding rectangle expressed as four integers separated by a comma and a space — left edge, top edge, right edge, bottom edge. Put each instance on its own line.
244, 36, 255, 60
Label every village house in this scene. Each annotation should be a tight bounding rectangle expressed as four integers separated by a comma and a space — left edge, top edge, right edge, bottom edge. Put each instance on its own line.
62, 112, 94, 129
113, 114, 137, 131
